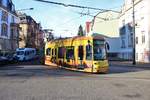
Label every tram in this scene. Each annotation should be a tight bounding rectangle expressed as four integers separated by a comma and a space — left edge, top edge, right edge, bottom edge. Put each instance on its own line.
45, 35, 109, 73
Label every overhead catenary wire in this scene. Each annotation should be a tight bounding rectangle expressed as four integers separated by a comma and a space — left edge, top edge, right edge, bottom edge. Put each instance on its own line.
76, 12, 110, 21
56, 16, 83, 29
34, 0, 123, 36
34, 0, 121, 22
34, 0, 120, 13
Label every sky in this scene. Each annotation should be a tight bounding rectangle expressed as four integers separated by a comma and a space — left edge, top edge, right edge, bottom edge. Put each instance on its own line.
12, 0, 124, 37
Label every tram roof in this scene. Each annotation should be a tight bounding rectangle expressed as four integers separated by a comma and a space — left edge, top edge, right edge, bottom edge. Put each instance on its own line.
50, 35, 105, 42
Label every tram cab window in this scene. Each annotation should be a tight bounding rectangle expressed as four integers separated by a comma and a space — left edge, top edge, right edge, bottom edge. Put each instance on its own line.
46, 48, 51, 56
86, 44, 92, 60
78, 46, 83, 60
66, 47, 74, 59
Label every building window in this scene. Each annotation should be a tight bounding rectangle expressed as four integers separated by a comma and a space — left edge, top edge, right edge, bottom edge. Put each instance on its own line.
141, 17, 144, 20
8, 2, 12, 11
2, 0, 8, 7
128, 35, 131, 47
136, 53, 138, 60
1, 23, 8, 36
1, 11, 8, 22
121, 39, 126, 48
11, 4, 15, 12
136, 37, 138, 44
11, 16, 15, 23
122, 20, 125, 26
130, 35, 133, 47
142, 35, 145, 44
20, 17, 26, 20
10, 28, 14, 38
141, 31, 145, 44
128, 23, 133, 33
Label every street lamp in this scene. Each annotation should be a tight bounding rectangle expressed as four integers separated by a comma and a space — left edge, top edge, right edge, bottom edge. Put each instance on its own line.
16, 8, 34, 11
132, 0, 136, 65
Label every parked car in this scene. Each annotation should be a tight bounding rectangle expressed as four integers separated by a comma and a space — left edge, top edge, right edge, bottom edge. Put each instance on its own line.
15, 48, 36, 61
0, 56, 8, 65
0, 53, 16, 65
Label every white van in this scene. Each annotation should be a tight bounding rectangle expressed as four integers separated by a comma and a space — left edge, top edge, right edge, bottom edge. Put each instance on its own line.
16, 48, 36, 61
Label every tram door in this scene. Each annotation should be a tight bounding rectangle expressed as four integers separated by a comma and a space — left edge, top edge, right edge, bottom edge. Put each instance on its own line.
78, 45, 84, 69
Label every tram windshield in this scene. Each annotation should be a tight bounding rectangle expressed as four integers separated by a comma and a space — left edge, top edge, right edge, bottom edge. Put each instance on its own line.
93, 40, 106, 60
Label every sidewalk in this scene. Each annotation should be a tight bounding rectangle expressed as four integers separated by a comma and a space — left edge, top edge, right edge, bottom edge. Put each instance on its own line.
109, 61, 150, 69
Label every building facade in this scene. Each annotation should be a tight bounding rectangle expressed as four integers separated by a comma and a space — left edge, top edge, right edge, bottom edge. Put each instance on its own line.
18, 13, 44, 50
119, 0, 150, 62
87, 11, 121, 59
43, 29, 54, 43
0, 0, 19, 55
90, 11, 120, 37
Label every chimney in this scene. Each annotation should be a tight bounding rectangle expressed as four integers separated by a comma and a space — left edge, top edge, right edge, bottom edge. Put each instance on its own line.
86, 21, 91, 34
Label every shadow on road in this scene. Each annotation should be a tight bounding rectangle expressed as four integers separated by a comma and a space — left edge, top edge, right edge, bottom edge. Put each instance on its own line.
16, 58, 44, 65
0, 61, 149, 78
0, 58, 44, 67
108, 66, 142, 74
108, 61, 150, 74
0, 63, 91, 78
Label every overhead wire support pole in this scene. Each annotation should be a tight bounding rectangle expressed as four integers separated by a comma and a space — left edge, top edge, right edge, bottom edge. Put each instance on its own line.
132, 0, 136, 65
34, 0, 120, 13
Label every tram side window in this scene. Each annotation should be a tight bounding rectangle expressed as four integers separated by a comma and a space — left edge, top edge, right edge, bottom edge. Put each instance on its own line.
86, 44, 92, 60
52, 49, 54, 56
58, 47, 65, 58
78, 46, 83, 60
46, 48, 51, 56
66, 47, 74, 59
54, 48, 57, 56
54, 49, 57, 56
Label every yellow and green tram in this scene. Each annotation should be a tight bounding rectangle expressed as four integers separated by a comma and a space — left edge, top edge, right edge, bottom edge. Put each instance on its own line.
45, 35, 109, 73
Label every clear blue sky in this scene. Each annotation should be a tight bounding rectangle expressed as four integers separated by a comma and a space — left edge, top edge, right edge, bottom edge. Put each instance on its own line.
12, 0, 124, 37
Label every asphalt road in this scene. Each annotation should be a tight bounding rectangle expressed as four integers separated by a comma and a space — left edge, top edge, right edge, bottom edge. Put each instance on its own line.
0, 61, 150, 100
